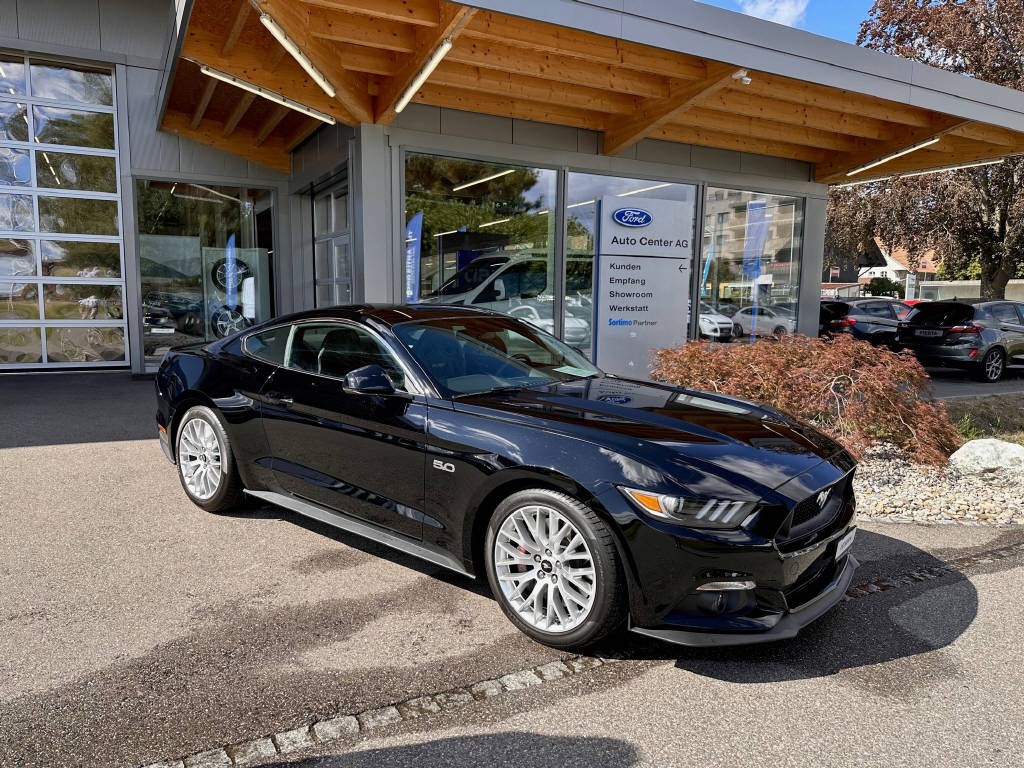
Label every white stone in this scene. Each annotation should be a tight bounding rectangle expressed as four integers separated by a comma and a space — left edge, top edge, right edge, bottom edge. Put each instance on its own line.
273, 726, 314, 754
312, 715, 359, 741
950, 439, 1024, 475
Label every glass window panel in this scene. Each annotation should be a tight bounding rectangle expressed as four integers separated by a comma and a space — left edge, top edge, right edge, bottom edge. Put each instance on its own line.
33, 106, 114, 149
41, 240, 120, 277
0, 193, 34, 231
35, 151, 116, 192
334, 242, 350, 281
42, 283, 123, 320
30, 62, 113, 105
0, 280, 39, 319
315, 242, 330, 274
700, 187, 804, 339
332, 192, 348, 231
0, 101, 31, 142
314, 194, 330, 236
0, 56, 27, 96
38, 196, 118, 236
0, 239, 36, 276
45, 325, 125, 363
0, 147, 32, 186
315, 282, 333, 307
0, 326, 42, 364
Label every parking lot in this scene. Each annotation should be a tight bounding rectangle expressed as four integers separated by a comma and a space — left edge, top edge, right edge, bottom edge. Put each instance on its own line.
2, 372, 1023, 768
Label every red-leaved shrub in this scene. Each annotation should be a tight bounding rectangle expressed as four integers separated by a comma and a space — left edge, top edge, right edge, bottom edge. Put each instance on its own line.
651, 334, 960, 465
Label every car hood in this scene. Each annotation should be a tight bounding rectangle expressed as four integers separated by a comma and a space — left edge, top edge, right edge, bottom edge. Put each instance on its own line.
454, 377, 850, 498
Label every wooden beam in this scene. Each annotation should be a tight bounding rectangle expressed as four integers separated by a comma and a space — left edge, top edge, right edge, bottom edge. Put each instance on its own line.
656, 123, 829, 164
335, 43, 400, 76
815, 117, 972, 183
182, 20, 358, 124
603, 63, 738, 156
679, 106, 867, 152
430, 60, 639, 115
448, 39, 670, 99
414, 81, 608, 130
374, 4, 476, 123
221, 0, 251, 57
307, 6, 418, 52
297, 0, 439, 26
256, 104, 290, 145
283, 116, 323, 150
223, 92, 256, 137
254, 0, 375, 123
950, 122, 1022, 147
162, 109, 290, 173
190, 78, 217, 129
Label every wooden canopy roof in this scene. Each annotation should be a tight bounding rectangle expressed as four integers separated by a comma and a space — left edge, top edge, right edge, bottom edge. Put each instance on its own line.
162, 0, 1024, 179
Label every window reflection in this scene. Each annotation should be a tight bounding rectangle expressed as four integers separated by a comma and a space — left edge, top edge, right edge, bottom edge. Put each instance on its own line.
38, 196, 119, 236
0, 193, 34, 231
0, 55, 26, 95
41, 283, 122, 321
45, 326, 124, 362
0, 101, 30, 142
35, 151, 116, 192
0, 147, 31, 185
0, 282, 39, 320
0, 326, 41, 363
33, 106, 115, 148
41, 240, 120, 278
29, 62, 113, 105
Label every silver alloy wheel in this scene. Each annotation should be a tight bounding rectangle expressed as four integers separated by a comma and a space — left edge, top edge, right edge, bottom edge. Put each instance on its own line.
985, 349, 1005, 381
178, 417, 224, 501
493, 503, 597, 633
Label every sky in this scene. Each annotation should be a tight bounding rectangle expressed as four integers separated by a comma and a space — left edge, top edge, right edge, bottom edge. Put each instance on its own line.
696, 0, 876, 44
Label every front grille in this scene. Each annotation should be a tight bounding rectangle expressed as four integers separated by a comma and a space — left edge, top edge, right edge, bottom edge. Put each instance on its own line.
776, 474, 855, 553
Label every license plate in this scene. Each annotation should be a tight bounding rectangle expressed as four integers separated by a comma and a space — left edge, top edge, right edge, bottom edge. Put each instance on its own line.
915, 329, 942, 338
151, 327, 175, 334
835, 528, 856, 560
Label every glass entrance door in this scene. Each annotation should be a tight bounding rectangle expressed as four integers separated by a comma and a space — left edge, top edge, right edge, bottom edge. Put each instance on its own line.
314, 186, 352, 307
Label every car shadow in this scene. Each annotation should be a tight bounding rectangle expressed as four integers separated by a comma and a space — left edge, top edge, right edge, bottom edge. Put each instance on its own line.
258, 732, 639, 768
613, 528, 980, 686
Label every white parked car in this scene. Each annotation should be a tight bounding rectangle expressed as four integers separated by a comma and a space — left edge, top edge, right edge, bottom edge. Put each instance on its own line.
698, 302, 734, 342
731, 305, 796, 338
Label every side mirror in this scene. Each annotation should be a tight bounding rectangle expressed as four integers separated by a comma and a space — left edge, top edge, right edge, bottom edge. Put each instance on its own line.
344, 364, 396, 395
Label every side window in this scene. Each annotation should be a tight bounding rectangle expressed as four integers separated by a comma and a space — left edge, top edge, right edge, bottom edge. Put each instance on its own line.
244, 327, 288, 365
989, 303, 1020, 324
286, 322, 406, 387
858, 302, 891, 318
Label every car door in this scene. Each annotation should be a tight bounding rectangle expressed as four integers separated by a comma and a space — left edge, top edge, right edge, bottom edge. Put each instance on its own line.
989, 303, 1024, 364
258, 320, 427, 539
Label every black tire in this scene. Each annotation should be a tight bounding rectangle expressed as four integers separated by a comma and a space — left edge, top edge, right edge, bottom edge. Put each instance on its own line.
975, 347, 1006, 383
772, 325, 787, 337
175, 405, 244, 512
483, 488, 627, 649
733, 323, 744, 337
210, 257, 253, 291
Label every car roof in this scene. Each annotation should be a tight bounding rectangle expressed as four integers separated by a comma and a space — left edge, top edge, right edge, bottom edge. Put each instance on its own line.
264, 303, 509, 328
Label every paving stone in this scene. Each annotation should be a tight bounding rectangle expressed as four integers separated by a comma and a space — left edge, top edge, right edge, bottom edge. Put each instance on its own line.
142, 762, 185, 768
535, 661, 570, 681
500, 670, 543, 691
183, 750, 231, 768
358, 706, 403, 730
398, 696, 443, 719
567, 657, 603, 673
433, 690, 474, 709
226, 738, 277, 766
273, 727, 314, 754
312, 715, 359, 742
470, 679, 503, 699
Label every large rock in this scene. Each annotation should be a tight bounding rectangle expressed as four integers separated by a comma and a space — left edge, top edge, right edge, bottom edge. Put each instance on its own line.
949, 439, 1024, 474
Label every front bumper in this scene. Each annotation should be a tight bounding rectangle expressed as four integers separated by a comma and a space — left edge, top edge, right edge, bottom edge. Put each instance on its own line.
630, 550, 859, 647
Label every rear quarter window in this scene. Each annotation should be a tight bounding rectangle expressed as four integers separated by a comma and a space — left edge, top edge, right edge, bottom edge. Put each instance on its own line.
244, 326, 288, 365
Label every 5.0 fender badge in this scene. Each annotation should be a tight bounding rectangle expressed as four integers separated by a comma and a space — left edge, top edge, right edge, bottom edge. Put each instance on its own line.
432, 459, 456, 473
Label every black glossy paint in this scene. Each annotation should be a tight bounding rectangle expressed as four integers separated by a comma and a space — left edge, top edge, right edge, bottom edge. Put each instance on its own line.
155, 304, 859, 645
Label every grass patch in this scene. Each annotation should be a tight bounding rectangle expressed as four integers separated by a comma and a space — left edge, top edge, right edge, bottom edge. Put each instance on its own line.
946, 394, 1024, 444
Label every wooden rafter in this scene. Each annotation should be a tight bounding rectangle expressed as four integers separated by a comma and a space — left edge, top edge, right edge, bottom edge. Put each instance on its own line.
182, 23, 358, 124
307, 6, 419, 52
256, 105, 291, 145
415, 81, 607, 129
656, 123, 829, 164
298, 0, 439, 26
253, 0, 375, 123
221, 0, 252, 57
223, 92, 257, 137
163, 109, 290, 172
603, 63, 739, 156
190, 79, 217, 129
815, 117, 973, 183
374, 3, 476, 123
679, 107, 867, 153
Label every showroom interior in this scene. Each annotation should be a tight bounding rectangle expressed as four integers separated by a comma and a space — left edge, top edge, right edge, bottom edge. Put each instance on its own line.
3, 0, 1024, 375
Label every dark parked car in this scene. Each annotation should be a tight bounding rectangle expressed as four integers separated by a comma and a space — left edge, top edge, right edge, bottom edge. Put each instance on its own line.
156, 305, 858, 649
819, 298, 913, 346
896, 299, 1024, 382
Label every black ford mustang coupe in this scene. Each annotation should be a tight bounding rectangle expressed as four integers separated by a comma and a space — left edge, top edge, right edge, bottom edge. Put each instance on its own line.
156, 305, 858, 649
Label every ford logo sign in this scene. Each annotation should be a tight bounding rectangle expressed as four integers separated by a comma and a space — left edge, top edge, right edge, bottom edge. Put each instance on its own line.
612, 208, 653, 228
598, 395, 633, 405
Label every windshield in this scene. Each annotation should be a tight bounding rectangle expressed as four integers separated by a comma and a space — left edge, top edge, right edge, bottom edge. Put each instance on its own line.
394, 314, 601, 396
434, 257, 508, 297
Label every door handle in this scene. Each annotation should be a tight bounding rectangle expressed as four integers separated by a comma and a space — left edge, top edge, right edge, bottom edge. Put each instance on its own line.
266, 393, 294, 406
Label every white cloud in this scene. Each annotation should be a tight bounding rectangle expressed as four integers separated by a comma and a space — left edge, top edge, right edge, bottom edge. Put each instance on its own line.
736, 0, 809, 27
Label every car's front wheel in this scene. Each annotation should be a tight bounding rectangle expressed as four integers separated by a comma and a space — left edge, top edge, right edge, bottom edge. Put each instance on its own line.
976, 347, 1006, 382
175, 405, 244, 512
484, 489, 627, 649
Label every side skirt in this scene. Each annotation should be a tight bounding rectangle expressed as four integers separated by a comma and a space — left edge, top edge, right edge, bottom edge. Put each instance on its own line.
244, 489, 474, 579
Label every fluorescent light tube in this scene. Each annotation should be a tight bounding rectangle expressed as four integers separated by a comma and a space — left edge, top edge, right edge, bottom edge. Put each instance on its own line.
394, 38, 453, 114
259, 13, 336, 98
899, 158, 1004, 178
479, 218, 510, 228
198, 64, 336, 124
846, 136, 941, 177
452, 169, 515, 192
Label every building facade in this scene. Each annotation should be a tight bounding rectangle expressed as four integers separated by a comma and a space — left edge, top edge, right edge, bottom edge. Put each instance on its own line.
3, 0, 1024, 374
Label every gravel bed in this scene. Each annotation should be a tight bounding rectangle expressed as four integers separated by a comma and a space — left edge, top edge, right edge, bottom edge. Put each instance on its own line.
854, 444, 1024, 526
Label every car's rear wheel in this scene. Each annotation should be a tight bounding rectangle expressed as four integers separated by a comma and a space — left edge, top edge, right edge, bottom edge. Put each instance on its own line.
175, 405, 244, 512
976, 347, 1006, 383
772, 325, 787, 337
733, 323, 743, 337
484, 489, 627, 649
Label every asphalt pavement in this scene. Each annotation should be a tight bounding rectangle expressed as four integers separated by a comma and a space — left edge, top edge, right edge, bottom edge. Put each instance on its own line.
0, 371, 1022, 768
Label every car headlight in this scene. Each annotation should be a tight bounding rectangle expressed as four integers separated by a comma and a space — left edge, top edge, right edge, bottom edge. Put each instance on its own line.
619, 487, 757, 529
